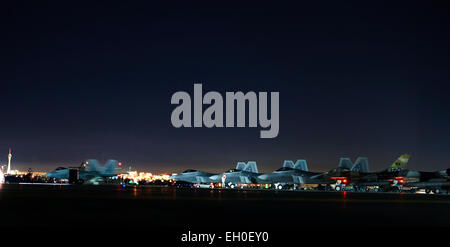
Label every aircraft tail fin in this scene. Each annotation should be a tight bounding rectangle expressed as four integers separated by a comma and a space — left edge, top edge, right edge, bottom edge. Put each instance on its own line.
294, 160, 308, 171
244, 161, 258, 173
103, 160, 119, 175
338, 158, 353, 170
390, 154, 410, 170
351, 157, 370, 172
437, 169, 450, 177
283, 160, 295, 169
236, 162, 247, 171
86, 159, 101, 172
283, 160, 308, 171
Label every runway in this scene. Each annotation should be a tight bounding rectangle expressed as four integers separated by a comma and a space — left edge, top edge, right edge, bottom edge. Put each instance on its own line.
1, 184, 449, 228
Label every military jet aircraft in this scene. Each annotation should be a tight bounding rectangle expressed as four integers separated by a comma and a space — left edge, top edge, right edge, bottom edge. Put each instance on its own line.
307, 156, 371, 191
396, 167, 450, 194
46, 159, 121, 184
258, 160, 321, 189
314, 154, 410, 191
349, 154, 412, 191
169, 169, 216, 184
349, 155, 449, 193
209, 161, 260, 188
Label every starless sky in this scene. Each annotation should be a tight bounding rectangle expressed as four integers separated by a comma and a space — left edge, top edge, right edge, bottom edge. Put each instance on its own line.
1, 1, 449, 173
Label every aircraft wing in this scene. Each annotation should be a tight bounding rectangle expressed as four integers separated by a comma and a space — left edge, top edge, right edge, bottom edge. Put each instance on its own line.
292, 175, 305, 184
240, 176, 252, 184
79, 172, 101, 181
196, 176, 210, 183
406, 181, 450, 188
309, 173, 324, 180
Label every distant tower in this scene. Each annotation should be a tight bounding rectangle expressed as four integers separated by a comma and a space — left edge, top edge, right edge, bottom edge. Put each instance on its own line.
7, 148, 12, 174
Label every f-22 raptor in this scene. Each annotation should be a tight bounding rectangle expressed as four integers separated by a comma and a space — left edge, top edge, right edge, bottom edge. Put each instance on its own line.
170, 169, 217, 184
258, 160, 319, 189
209, 162, 260, 188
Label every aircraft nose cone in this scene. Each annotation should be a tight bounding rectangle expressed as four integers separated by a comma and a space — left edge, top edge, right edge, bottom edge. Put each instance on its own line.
169, 175, 178, 180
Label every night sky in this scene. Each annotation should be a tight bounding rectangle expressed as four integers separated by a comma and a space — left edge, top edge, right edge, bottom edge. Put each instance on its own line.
1, 1, 449, 173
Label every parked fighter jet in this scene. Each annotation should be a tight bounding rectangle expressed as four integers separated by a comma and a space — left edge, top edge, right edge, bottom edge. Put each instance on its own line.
307, 156, 371, 190
348, 155, 449, 193
321, 154, 411, 191
351, 154, 411, 190
46, 159, 121, 184
396, 167, 450, 194
258, 160, 320, 189
169, 169, 216, 184
209, 161, 260, 188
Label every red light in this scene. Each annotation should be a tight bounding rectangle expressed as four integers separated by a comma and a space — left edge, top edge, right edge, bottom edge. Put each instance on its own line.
342, 179, 348, 184
399, 180, 404, 184
118, 162, 122, 166
85, 161, 89, 165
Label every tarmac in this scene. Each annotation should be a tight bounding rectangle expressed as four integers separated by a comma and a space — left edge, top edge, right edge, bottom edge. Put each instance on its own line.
1, 184, 449, 229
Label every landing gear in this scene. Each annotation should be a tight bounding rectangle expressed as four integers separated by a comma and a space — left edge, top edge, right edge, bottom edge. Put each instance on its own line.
335, 185, 342, 191
390, 187, 400, 193
273, 183, 283, 190
317, 185, 331, 191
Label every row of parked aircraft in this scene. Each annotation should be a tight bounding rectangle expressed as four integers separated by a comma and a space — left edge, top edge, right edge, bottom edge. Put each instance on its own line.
170, 155, 450, 193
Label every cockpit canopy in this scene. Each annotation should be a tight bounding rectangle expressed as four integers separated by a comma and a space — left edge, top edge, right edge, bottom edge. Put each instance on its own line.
326, 167, 349, 174
225, 169, 240, 173
182, 169, 198, 173
55, 167, 67, 171
276, 167, 294, 172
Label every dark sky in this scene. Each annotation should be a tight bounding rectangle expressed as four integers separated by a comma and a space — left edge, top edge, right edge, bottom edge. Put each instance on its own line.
1, 1, 449, 173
